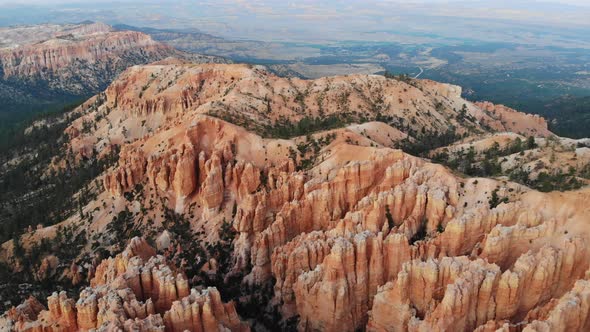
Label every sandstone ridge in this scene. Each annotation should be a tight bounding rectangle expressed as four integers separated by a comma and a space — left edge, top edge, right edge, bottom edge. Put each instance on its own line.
1, 62, 589, 332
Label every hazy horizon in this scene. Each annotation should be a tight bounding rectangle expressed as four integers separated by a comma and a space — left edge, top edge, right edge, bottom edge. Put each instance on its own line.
0, 0, 589, 48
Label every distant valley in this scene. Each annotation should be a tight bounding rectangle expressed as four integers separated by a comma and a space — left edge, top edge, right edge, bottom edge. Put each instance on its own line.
115, 24, 590, 138
1, 9, 590, 330
1, 20, 589, 140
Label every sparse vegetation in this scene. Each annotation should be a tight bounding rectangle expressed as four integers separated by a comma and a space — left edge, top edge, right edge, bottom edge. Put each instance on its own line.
264, 114, 354, 139
385, 205, 394, 229
1, 114, 120, 243
398, 128, 461, 156
488, 188, 509, 209
409, 217, 428, 244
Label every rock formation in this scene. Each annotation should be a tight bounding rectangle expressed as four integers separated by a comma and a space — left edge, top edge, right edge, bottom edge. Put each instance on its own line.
475, 101, 551, 137
0, 238, 249, 331
2, 62, 590, 332
61, 61, 562, 181
0, 21, 227, 112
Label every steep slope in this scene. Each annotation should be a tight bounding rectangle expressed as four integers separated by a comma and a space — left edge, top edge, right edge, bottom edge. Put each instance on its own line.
61, 62, 549, 163
1, 62, 589, 331
0, 22, 227, 125
0, 237, 249, 331
429, 132, 590, 191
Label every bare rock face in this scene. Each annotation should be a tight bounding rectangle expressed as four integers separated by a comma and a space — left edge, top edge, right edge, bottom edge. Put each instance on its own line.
71, 108, 590, 331
3, 238, 249, 331
294, 233, 387, 331
163, 288, 249, 332
101, 119, 271, 216
3, 63, 590, 332
271, 231, 334, 317
0, 29, 164, 80
65, 62, 550, 164
0, 21, 223, 84
35, 255, 59, 281
475, 101, 551, 137
368, 246, 590, 332
1, 297, 46, 331
200, 152, 225, 209
173, 144, 198, 198
103, 147, 148, 196
5, 291, 79, 332
0, 22, 227, 113
522, 279, 590, 331
240, 144, 588, 332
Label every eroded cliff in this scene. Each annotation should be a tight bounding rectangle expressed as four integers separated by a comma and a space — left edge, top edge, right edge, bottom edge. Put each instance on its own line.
2, 62, 590, 332
0, 238, 249, 331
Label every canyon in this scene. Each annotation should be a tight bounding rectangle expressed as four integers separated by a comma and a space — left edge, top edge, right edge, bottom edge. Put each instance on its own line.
0, 21, 226, 121
1, 62, 590, 331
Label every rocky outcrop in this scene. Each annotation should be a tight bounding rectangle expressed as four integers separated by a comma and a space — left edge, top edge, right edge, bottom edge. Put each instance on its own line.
5, 291, 79, 332
0, 22, 227, 112
89, 112, 590, 332
163, 288, 249, 332
5, 61, 590, 332
367, 237, 589, 332
522, 279, 590, 331
0, 30, 167, 80
367, 257, 501, 332
103, 147, 148, 196
7, 118, 590, 332
271, 231, 334, 317
294, 233, 389, 331
2, 238, 249, 331
475, 101, 551, 137
65, 62, 551, 164
1, 297, 46, 331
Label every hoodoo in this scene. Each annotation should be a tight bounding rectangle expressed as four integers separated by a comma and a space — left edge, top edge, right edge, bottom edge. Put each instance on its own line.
2, 62, 590, 331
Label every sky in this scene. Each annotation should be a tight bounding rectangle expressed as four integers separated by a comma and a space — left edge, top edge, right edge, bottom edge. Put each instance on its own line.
0, 0, 589, 46
0, 0, 590, 7
0, 0, 589, 7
